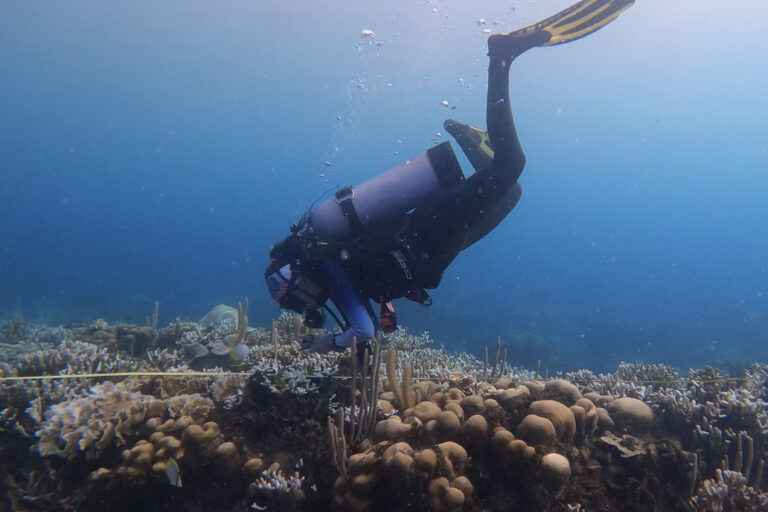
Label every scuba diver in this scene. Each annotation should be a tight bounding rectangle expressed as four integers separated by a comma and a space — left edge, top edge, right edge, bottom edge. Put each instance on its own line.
265, 0, 634, 353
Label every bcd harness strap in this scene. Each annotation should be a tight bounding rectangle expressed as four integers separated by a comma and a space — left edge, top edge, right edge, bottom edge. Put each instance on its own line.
332, 188, 432, 307
286, 230, 433, 310
335, 186, 364, 235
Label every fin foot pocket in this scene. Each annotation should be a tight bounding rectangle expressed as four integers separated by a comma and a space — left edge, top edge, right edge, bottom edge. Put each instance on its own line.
443, 119, 495, 170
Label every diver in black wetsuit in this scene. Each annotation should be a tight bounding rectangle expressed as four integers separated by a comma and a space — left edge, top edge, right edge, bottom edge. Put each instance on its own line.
265, 0, 635, 353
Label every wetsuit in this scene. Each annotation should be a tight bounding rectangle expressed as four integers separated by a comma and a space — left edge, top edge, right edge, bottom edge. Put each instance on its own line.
314, 259, 378, 348
303, 45, 525, 350
406, 49, 526, 275
267, 0, 636, 352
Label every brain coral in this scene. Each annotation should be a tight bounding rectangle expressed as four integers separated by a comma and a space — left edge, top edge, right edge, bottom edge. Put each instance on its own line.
543, 379, 583, 405
606, 397, 653, 434
540, 453, 571, 485
516, 414, 557, 448
528, 400, 576, 443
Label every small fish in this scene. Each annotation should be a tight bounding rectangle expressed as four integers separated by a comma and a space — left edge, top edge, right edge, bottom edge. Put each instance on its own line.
440, 100, 449, 107
166, 458, 182, 488
323, 161, 332, 167
360, 29, 375, 38
477, 19, 487, 26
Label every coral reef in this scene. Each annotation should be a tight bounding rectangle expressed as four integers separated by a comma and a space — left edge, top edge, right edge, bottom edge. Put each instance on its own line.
1, 315, 767, 511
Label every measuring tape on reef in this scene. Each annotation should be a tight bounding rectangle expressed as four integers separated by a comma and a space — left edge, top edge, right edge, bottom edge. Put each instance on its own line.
0, 371, 747, 386
0, 371, 250, 382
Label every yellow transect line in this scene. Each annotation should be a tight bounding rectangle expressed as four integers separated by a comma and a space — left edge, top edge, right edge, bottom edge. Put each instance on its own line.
0, 371, 250, 382
0, 371, 746, 385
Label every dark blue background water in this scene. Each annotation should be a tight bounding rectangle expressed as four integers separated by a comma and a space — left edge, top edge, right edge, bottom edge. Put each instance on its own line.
2, 1, 767, 372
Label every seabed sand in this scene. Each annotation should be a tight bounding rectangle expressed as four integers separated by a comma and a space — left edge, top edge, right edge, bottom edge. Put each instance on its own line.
1, 313, 766, 511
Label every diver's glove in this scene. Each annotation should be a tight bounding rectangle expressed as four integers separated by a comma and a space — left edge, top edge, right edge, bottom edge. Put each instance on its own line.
299, 333, 343, 353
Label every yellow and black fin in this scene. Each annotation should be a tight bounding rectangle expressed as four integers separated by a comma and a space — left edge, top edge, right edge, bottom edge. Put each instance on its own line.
538, 0, 635, 47
491, 0, 634, 55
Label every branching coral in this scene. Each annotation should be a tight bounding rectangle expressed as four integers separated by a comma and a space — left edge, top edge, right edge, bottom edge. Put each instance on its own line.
691, 469, 768, 511
34, 381, 212, 460
250, 466, 306, 508
385, 329, 436, 351
16, 340, 145, 377
0, 340, 149, 440
4, 316, 768, 512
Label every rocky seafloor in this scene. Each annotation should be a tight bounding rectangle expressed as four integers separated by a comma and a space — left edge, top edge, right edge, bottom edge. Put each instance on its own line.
0, 308, 767, 512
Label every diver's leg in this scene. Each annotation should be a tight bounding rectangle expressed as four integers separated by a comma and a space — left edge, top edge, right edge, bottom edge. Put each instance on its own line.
408, 0, 635, 267
446, 35, 535, 188
481, 0, 636, 180
465, 0, 637, 215
452, 0, 635, 249
405, 42, 528, 267
442, 42, 529, 175
448, 0, 635, 176
484, 47, 527, 182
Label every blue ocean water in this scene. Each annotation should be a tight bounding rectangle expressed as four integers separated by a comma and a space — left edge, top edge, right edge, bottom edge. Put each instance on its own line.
1, 0, 766, 372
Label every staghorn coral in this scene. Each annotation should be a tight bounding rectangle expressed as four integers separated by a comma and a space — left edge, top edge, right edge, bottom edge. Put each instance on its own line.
691, 469, 768, 511
245, 337, 343, 397
144, 347, 186, 372
385, 329, 436, 351
389, 344, 534, 382
616, 361, 681, 384
15, 339, 145, 377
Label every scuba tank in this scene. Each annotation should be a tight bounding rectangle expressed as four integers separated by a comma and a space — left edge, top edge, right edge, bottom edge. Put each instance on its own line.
309, 142, 464, 241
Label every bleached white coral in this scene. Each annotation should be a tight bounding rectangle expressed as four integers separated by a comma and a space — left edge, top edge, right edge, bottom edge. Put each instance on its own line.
385, 329, 435, 351
253, 468, 305, 493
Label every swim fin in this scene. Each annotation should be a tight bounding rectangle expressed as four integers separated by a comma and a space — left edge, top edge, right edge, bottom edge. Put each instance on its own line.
443, 119, 494, 171
489, 0, 634, 57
